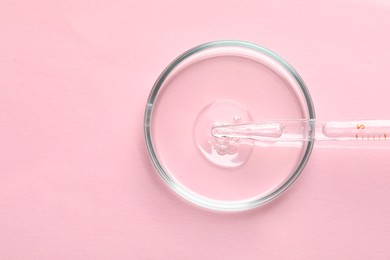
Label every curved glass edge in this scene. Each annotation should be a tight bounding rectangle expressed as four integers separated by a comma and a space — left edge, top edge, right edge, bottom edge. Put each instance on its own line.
144, 40, 316, 212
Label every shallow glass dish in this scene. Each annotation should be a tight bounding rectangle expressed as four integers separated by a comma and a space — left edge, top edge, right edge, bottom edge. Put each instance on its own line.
144, 40, 315, 211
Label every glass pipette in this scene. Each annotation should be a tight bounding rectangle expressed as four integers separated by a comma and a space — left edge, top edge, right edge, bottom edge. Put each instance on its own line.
212, 120, 390, 142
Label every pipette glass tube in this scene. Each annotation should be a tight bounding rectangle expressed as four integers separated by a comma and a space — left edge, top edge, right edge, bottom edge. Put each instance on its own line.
212, 120, 390, 143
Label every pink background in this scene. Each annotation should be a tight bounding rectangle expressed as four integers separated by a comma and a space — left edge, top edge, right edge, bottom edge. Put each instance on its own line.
1, 0, 390, 259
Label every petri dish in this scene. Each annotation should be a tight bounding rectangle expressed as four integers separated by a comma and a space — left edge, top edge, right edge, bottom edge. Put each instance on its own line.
144, 40, 315, 211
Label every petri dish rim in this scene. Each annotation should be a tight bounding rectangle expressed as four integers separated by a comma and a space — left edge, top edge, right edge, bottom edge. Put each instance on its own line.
144, 40, 315, 212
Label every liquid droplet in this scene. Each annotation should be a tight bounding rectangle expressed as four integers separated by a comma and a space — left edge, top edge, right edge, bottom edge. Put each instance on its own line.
193, 100, 254, 168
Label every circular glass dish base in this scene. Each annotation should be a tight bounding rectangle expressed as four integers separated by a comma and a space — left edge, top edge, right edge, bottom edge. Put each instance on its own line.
144, 41, 315, 211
